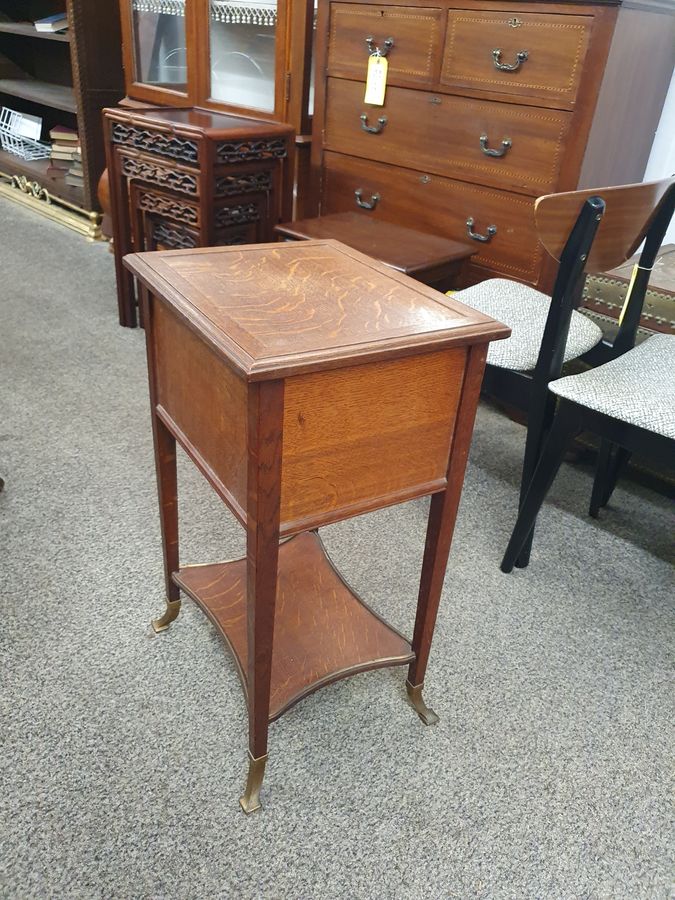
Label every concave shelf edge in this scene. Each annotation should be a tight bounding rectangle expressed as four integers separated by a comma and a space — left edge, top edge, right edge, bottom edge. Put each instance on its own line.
172, 530, 414, 722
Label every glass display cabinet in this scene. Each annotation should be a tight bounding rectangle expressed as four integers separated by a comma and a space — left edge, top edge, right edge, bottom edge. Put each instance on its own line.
209, 0, 277, 113
130, 2, 188, 93
119, 0, 314, 134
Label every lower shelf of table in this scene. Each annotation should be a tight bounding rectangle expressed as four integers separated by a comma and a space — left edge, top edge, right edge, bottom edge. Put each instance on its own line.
172, 530, 414, 721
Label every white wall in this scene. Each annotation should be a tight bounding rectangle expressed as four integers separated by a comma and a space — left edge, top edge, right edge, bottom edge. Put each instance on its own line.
644, 68, 675, 243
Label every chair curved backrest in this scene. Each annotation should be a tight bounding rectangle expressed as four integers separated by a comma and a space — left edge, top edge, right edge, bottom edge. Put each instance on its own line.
532, 177, 675, 384
535, 177, 675, 273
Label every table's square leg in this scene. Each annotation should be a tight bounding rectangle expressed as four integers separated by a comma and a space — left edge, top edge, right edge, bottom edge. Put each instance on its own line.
407, 344, 488, 721
241, 380, 284, 813
150, 415, 181, 633
142, 288, 181, 631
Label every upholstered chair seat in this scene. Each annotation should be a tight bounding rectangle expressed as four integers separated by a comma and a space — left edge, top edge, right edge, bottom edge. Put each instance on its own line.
454, 279, 603, 371
550, 333, 675, 439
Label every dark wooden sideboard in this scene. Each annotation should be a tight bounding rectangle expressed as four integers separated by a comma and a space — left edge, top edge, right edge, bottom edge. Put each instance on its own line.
310, 0, 675, 292
104, 104, 294, 327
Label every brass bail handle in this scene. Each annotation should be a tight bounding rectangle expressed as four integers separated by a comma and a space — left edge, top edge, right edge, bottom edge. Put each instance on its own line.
466, 217, 497, 242
355, 189, 380, 210
360, 114, 387, 134
492, 48, 528, 71
479, 134, 512, 157
365, 36, 395, 57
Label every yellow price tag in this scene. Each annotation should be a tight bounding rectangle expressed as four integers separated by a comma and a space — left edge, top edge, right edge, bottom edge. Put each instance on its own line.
364, 55, 388, 106
618, 264, 639, 326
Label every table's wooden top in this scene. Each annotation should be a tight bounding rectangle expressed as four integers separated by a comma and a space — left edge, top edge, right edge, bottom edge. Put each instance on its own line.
125, 239, 509, 381
275, 213, 476, 276
104, 105, 294, 140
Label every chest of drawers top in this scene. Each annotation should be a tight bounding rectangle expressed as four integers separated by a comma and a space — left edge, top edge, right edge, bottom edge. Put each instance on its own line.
327, 1, 605, 110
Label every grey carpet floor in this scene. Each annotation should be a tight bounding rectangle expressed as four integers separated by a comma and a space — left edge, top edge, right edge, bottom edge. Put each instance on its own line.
1, 199, 673, 900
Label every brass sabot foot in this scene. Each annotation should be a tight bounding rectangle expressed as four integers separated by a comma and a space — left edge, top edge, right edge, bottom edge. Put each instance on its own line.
240, 753, 268, 814
151, 599, 182, 633
406, 680, 439, 726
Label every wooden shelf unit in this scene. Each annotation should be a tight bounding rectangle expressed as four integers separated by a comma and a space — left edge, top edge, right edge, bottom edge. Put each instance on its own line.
0, 145, 83, 204
0, 76, 75, 112
0, 0, 124, 237
116, 0, 316, 217
0, 21, 70, 41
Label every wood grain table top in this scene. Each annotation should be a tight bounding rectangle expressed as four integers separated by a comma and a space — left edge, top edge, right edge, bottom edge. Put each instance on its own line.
275, 212, 477, 276
125, 239, 509, 381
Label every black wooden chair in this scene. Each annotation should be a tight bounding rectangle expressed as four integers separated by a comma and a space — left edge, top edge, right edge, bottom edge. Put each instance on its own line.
453, 177, 675, 568
498, 177, 675, 572
501, 332, 675, 573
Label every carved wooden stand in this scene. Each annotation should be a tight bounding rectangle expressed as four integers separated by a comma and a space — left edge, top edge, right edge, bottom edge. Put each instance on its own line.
125, 239, 509, 812
104, 105, 294, 327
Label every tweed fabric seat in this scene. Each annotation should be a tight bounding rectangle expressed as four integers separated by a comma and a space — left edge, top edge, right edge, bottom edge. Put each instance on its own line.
453, 279, 603, 371
550, 333, 675, 439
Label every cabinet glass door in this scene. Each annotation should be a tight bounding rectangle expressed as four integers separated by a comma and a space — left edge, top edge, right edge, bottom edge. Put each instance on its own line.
209, 0, 278, 113
131, 0, 189, 91
307, 0, 317, 118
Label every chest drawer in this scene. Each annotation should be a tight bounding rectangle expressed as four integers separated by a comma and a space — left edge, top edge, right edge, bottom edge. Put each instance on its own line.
324, 79, 572, 195
441, 10, 592, 108
328, 3, 443, 86
321, 151, 544, 285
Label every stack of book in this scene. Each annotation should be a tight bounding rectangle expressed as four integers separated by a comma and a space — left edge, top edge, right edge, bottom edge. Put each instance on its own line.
34, 13, 69, 33
66, 149, 84, 188
48, 126, 82, 187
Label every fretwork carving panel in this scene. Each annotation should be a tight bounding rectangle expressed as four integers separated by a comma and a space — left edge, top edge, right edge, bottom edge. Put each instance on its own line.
214, 202, 262, 229
216, 139, 287, 164
121, 156, 199, 196
215, 171, 273, 197
112, 123, 199, 163
105, 105, 294, 327
138, 191, 199, 226
153, 221, 198, 249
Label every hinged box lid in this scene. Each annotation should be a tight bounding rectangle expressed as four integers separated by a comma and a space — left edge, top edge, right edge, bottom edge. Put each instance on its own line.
125, 239, 509, 380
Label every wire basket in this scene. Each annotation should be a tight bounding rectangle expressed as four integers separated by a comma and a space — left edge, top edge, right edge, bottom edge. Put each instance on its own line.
0, 107, 51, 160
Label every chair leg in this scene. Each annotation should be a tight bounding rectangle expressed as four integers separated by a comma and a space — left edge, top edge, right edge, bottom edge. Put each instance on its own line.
501, 404, 580, 573
589, 439, 613, 519
601, 445, 632, 508
514, 521, 536, 569
513, 392, 557, 569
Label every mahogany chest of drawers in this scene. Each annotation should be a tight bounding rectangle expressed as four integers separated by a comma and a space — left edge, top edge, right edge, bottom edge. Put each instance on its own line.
104, 105, 294, 327
310, 0, 675, 292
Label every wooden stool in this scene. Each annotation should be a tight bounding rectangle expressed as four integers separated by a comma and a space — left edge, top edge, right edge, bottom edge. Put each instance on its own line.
125, 239, 508, 813
275, 212, 476, 288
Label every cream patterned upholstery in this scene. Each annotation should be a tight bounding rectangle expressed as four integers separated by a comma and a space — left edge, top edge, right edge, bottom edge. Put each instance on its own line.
549, 333, 675, 439
453, 279, 603, 371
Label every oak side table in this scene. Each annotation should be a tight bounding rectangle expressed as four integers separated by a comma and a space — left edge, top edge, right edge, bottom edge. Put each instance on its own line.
124, 239, 509, 813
